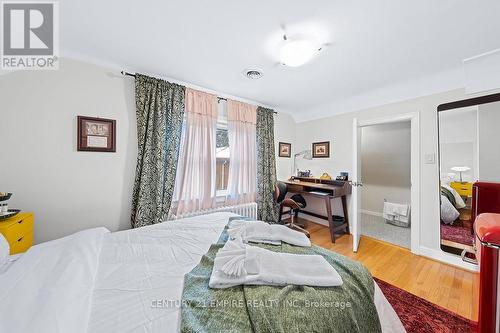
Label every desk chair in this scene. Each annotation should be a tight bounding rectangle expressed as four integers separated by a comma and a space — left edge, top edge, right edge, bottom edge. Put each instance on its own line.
275, 181, 310, 237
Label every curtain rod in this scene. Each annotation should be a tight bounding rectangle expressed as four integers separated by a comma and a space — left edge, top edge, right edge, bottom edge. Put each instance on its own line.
121, 71, 277, 114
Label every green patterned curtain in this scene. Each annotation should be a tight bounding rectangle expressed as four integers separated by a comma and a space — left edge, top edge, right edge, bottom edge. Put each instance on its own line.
256, 106, 278, 222
131, 74, 185, 228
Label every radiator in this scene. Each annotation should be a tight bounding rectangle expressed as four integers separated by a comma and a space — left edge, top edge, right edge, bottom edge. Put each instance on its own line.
169, 202, 258, 220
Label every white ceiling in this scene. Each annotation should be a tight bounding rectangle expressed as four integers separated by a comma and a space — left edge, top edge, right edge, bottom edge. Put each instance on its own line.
61, 0, 500, 121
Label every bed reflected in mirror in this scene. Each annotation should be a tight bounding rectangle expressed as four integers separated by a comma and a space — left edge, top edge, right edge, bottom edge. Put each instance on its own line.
438, 96, 500, 256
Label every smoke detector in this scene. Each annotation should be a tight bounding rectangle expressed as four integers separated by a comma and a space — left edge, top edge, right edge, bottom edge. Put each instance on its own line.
243, 68, 264, 79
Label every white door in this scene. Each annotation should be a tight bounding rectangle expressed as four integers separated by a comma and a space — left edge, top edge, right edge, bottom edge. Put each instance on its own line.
352, 118, 363, 252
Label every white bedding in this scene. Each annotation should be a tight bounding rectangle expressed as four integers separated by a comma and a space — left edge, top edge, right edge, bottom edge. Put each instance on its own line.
0, 212, 404, 333
0, 227, 109, 333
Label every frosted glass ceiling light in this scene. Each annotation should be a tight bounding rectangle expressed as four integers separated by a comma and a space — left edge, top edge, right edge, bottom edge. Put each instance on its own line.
280, 39, 320, 67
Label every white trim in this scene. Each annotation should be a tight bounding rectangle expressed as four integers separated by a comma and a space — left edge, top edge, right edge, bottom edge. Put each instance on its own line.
358, 112, 418, 127
419, 246, 479, 272
476, 106, 481, 179
463, 47, 500, 62
352, 118, 361, 252
360, 209, 383, 218
356, 112, 421, 255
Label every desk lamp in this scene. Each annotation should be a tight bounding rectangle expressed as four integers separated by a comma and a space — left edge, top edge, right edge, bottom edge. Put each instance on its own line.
293, 150, 313, 176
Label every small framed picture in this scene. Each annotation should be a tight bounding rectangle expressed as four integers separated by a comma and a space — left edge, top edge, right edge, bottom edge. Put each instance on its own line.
279, 142, 291, 158
312, 141, 330, 158
77, 116, 116, 152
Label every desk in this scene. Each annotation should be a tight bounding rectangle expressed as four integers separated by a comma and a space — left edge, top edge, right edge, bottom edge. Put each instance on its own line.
281, 177, 352, 243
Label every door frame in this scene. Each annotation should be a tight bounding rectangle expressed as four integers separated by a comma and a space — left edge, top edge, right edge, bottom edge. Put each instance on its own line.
352, 118, 362, 252
355, 112, 421, 254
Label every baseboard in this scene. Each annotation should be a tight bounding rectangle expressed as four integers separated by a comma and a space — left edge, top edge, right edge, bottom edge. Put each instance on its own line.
360, 209, 383, 217
418, 246, 479, 272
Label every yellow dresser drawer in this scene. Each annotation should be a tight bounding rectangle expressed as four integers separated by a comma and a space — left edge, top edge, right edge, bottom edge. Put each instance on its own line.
0, 212, 34, 254
10, 232, 33, 254
450, 182, 473, 197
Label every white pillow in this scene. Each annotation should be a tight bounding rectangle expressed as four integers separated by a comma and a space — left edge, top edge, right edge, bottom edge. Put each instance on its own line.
441, 195, 460, 224
0, 234, 9, 263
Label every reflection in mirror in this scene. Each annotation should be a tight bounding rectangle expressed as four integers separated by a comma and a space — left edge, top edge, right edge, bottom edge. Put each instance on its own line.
438, 99, 500, 256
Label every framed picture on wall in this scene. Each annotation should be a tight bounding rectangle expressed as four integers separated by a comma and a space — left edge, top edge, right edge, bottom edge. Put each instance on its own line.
279, 142, 292, 157
77, 116, 116, 152
312, 141, 330, 158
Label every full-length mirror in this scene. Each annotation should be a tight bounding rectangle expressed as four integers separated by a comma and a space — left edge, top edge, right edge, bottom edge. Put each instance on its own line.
438, 94, 500, 255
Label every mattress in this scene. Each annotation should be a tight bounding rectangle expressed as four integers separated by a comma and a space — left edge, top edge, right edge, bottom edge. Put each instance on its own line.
89, 212, 404, 333
0, 212, 404, 333
88, 212, 237, 333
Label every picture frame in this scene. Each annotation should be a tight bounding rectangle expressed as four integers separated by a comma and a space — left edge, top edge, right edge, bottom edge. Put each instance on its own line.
278, 142, 292, 157
77, 116, 116, 152
312, 141, 330, 158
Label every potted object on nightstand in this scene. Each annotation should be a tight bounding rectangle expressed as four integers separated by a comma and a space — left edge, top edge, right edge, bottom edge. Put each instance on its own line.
0, 192, 34, 254
0, 192, 20, 220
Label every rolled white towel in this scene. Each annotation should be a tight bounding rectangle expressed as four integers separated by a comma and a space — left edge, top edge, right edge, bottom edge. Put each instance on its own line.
228, 220, 311, 247
383, 202, 409, 217
209, 239, 343, 289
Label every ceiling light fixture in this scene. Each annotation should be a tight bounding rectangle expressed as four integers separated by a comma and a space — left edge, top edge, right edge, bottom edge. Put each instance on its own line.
280, 37, 321, 67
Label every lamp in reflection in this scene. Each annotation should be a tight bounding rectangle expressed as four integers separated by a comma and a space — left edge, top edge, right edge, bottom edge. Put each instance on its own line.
451, 166, 471, 182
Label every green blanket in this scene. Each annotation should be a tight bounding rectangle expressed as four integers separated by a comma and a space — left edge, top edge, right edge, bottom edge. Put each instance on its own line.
441, 186, 457, 208
181, 226, 382, 333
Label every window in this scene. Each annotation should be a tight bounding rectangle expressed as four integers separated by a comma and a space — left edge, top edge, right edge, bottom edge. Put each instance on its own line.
216, 101, 229, 195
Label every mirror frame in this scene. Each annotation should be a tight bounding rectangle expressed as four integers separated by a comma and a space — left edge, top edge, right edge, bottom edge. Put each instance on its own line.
437, 92, 500, 254
438, 92, 500, 111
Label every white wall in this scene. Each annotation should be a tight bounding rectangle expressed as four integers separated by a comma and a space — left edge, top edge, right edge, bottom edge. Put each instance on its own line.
361, 122, 411, 213
274, 113, 296, 181
439, 107, 478, 182
478, 101, 500, 182
0, 59, 137, 243
294, 88, 499, 268
0, 58, 296, 243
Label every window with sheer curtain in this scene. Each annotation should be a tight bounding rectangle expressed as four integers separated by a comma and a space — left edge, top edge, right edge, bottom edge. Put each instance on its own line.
171, 92, 257, 216
171, 89, 218, 216
216, 101, 230, 196
226, 100, 257, 205
216, 100, 257, 204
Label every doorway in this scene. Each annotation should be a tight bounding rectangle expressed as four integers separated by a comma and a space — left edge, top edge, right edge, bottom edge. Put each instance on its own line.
360, 121, 411, 248
352, 113, 420, 254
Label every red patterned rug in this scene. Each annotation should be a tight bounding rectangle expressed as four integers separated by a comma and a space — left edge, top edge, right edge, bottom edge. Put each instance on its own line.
441, 223, 474, 246
375, 278, 477, 333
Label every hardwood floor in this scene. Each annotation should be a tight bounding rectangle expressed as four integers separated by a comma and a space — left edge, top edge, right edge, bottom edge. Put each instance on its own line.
303, 220, 479, 321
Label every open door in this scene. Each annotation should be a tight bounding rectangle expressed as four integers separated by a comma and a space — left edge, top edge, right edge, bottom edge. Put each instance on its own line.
352, 118, 363, 252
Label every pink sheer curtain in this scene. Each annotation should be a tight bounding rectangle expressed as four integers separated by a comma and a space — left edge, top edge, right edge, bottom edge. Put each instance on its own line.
172, 88, 218, 215
226, 100, 257, 205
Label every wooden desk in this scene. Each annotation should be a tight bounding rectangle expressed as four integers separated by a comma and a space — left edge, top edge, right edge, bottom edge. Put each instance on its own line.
281, 177, 352, 243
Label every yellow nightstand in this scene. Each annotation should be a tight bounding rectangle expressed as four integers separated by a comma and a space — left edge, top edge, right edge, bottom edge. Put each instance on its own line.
0, 212, 34, 254
450, 181, 473, 198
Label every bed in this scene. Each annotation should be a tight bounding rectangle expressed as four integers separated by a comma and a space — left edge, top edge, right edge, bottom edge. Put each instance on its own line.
440, 184, 466, 224
0, 212, 404, 333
